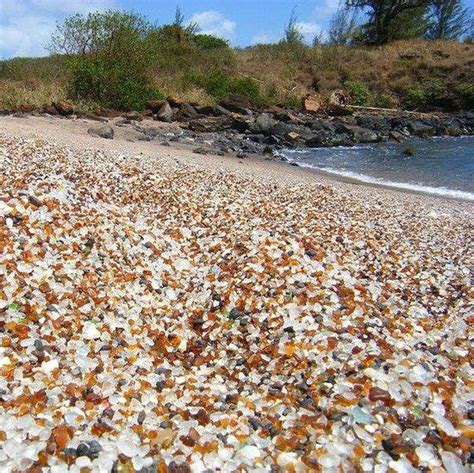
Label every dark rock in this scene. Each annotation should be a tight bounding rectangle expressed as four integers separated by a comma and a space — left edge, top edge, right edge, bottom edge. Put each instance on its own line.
146, 100, 167, 112
389, 130, 406, 142
180, 103, 197, 117
193, 147, 209, 155
123, 111, 143, 121
249, 113, 277, 134
80, 113, 108, 122
408, 121, 433, 137
236, 151, 250, 159
87, 125, 114, 139
326, 104, 353, 116
228, 308, 244, 320
218, 95, 253, 115
214, 104, 231, 116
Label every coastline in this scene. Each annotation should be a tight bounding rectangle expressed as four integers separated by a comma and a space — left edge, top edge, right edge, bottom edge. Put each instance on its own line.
0, 114, 473, 207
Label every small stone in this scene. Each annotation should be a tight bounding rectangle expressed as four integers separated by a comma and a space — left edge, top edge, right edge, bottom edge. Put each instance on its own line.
368, 387, 391, 404
228, 308, 243, 320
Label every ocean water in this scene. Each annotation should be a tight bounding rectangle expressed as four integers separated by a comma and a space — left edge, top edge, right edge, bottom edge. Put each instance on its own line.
282, 136, 474, 201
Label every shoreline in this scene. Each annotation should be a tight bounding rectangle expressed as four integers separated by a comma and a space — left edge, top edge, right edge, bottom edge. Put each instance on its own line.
0, 114, 473, 207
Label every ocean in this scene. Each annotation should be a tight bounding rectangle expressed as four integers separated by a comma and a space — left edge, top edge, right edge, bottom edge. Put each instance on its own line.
282, 135, 474, 201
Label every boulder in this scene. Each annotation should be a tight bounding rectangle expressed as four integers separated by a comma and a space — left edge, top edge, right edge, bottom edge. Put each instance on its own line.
146, 100, 167, 113
42, 105, 60, 116
218, 95, 253, 115
303, 94, 322, 113
53, 100, 74, 116
326, 104, 353, 116
180, 103, 197, 117
123, 111, 143, 121
249, 113, 277, 134
87, 125, 114, 139
155, 102, 173, 122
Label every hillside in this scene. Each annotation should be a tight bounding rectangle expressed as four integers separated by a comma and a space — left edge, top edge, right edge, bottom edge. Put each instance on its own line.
0, 40, 473, 113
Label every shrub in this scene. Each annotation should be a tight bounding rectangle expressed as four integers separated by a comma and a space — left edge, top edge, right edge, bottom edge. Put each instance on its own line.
404, 86, 426, 109
455, 83, 474, 109
344, 80, 370, 105
68, 57, 161, 110
51, 11, 161, 110
192, 71, 262, 104
421, 78, 446, 101
193, 34, 229, 50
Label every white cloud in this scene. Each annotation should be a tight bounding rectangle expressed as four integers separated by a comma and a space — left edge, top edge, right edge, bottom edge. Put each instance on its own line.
0, 0, 116, 58
312, 0, 341, 19
250, 33, 272, 45
295, 22, 324, 42
188, 11, 236, 42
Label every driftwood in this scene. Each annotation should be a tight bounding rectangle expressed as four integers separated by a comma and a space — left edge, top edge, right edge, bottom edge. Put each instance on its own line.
345, 104, 434, 116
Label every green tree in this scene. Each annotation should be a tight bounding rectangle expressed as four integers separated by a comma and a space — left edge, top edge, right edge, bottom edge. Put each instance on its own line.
282, 8, 304, 45
328, 6, 361, 44
425, 0, 473, 39
50, 11, 159, 110
346, 0, 430, 44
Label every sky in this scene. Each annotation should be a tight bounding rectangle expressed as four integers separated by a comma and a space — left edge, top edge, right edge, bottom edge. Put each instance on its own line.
1, 0, 473, 59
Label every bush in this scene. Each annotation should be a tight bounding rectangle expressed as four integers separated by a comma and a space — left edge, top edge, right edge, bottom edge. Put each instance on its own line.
52, 11, 162, 110
455, 83, 474, 109
421, 78, 446, 101
193, 34, 229, 50
69, 57, 161, 110
192, 71, 262, 104
404, 86, 426, 109
344, 80, 370, 105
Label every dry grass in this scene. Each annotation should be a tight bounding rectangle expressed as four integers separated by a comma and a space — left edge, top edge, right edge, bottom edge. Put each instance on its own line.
0, 40, 472, 111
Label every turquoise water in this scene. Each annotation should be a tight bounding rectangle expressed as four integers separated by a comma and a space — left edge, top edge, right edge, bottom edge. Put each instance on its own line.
283, 136, 474, 200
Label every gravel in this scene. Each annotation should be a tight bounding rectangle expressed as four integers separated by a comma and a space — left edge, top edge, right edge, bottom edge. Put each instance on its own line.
0, 133, 472, 472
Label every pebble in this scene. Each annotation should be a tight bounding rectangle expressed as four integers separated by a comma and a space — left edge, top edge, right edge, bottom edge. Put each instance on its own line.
0, 134, 471, 472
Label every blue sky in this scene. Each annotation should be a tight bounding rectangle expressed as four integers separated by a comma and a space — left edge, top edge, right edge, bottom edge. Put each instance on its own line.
1, 0, 473, 58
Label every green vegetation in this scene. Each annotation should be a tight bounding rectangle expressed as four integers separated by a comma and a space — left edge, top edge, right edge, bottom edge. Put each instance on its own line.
344, 80, 371, 105
0, 7, 473, 113
403, 145, 416, 155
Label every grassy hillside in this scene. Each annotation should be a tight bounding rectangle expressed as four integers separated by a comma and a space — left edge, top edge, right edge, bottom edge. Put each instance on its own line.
1, 40, 473, 113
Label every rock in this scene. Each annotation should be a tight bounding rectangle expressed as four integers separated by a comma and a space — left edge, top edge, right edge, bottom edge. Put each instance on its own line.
115, 118, 131, 127
214, 105, 231, 116
287, 131, 300, 141
123, 111, 143, 121
329, 90, 350, 106
146, 99, 167, 112
79, 113, 108, 122
229, 308, 244, 319
53, 100, 74, 116
249, 113, 277, 134
188, 117, 230, 133
87, 125, 114, 139
326, 104, 353, 116
389, 131, 406, 142
219, 95, 253, 115
180, 103, 197, 117
155, 102, 173, 122
193, 147, 209, 155
303, 94, 322, 113
42, 105, 60, 116
408, 121, 433, 137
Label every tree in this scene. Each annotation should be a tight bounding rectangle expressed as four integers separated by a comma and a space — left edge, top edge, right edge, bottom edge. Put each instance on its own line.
346, 0, 431, 44
426, 0, 473, 39
328, 6, 361, 44
282, 8, 304, 45
49, 11, 159, 110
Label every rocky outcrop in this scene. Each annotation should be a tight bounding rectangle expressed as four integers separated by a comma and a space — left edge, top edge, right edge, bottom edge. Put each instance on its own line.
87, 125, 114, 139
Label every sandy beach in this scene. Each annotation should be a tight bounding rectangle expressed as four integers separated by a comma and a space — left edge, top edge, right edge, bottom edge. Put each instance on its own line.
0, 115, 473, 472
